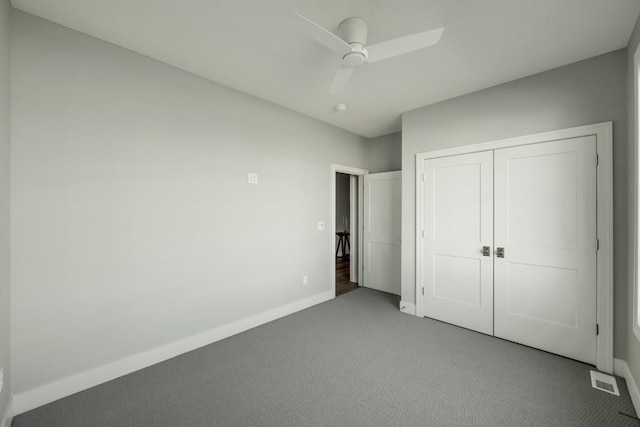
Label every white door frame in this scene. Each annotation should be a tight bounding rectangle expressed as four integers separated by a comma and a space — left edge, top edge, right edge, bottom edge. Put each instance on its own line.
415, 122, 613, 373
331, 164, 368, 297
349, 175, 358, 282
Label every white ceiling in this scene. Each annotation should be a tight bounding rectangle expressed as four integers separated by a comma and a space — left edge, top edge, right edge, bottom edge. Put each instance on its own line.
10, 0, 640, 138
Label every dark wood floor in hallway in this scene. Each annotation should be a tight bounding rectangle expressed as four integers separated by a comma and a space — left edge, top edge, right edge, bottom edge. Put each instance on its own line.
336, 257, 358, 296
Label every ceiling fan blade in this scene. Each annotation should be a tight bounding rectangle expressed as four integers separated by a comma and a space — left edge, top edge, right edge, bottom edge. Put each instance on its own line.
366, 27, 444, 63
330, 67, 354, 94
283, 12, 352, 55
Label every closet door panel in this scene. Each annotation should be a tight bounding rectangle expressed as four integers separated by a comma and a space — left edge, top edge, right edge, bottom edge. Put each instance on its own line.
422, 151, 494, 335
493, 136, 597, 365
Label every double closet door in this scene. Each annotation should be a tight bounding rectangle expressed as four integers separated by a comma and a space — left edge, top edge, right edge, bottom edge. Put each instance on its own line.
421, 136, 597, 365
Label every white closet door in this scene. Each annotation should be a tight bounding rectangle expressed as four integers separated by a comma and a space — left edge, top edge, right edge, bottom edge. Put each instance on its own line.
494, 136, 597, 365
422, 152, 494, 335
363, 171, 401, 295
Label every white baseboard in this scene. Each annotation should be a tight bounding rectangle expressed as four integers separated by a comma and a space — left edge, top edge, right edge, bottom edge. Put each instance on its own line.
614, 358, 640, 416
399, 301, 416, 316
1, 397, 13, 427
12, 291, 333, 416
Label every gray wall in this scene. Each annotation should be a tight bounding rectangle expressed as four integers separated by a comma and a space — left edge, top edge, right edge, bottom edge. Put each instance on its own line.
366, 132, 401, 173
401, 50, 628, 357
626, 13, 640, 393
0, 0, 10, 420
10, 11, 368, 394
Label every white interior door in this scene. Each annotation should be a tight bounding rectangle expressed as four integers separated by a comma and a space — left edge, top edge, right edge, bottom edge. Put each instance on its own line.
422, 152, 494, 335
493, 136, 597, 365
363, 171, 401, 295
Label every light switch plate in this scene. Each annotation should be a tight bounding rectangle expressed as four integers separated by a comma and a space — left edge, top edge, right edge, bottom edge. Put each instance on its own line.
248, 173, 258, 184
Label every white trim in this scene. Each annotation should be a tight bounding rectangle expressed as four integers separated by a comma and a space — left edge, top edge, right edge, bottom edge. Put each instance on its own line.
1, 397, 13, 427
11, 291, 333, 416
349, 175, 358, 282
399, 301, 416, 315
358, 176, 364, 287
415, 154, 425, 320
596, 123, 614, 374
414, 122, 611, 160
614, 358, 640, 416
330, 164, 368, 297
632, 43, 640, 344
415, 122, 614, 373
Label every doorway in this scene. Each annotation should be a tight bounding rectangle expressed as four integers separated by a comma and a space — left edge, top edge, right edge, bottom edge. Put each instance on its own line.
335, 172, 358, 296
330, 164, 368, 297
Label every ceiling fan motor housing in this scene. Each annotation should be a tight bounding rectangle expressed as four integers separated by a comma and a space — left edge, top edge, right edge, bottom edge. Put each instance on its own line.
338, 17, 368, 44
342, 48, 367, 67
338, 17, 368, 67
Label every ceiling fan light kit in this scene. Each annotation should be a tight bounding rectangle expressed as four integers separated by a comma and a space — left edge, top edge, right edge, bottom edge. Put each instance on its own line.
285, 12, 444, 94
342, 49, 367, 68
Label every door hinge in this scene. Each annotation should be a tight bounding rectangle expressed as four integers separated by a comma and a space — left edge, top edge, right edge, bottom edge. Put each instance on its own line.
421, 230, 425, 238
596, 324, 599, 335
422, 172, 425, 181
422, 287, 425, 296
596, 154, 599, 167
596, 238, 600, 250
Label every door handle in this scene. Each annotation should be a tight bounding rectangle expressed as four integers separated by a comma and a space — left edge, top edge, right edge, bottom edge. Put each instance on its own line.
496, 247, 505, 258
482, 246, 490, 257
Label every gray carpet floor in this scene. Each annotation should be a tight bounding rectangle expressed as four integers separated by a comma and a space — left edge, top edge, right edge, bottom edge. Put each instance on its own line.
12, 288, 639, 426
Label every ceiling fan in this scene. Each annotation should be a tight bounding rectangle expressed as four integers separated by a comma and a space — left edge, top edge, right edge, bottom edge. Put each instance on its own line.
284, 12, 444, 94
